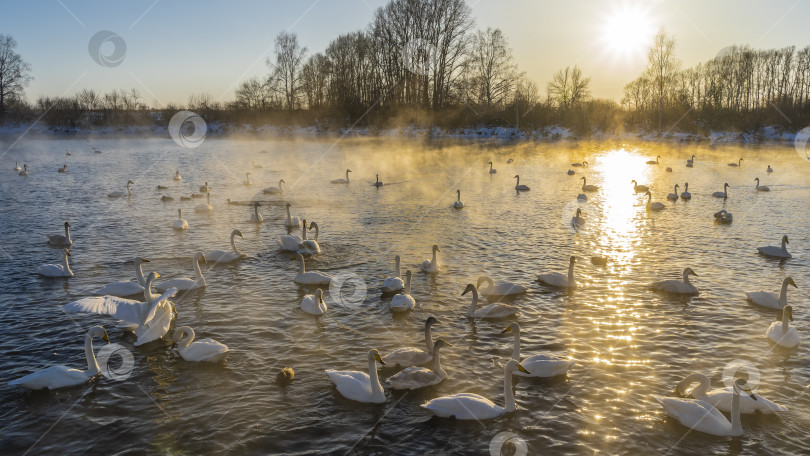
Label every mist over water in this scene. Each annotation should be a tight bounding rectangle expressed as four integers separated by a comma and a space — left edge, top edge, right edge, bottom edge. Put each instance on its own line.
1, 136, 809, 455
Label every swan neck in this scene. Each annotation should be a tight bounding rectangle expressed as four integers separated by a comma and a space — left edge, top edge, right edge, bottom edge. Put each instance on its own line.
504, 366, 516, 412
144, 276, 158, 302
194, 256, 206, 286
230, 233, 242, 255
65, 225, 71, 243
431, 345, 446, 377
135, 261, 146, 287
511, 329, 520, 361
85, 331, 100, 377
431, 249, 437, 265
302, 224, 308, 241
568, 260, 575, 285
313, 225, 319, 241
180, 328, 195, 350
425, 324, 434, 352
782, 310, 790, 334
466, 288, 479, 316
405, 273, 411, 295
286, 205, 291, 221
682, 270, 691, 286
63, 254, 73, 275
781, 238, 787, 252
368, 355, 384, 400
394, 257, 401, 277
779, 281, 789, 305
346, 170, 350, 182
731, 386, 742, 435
298, 256, 305, 274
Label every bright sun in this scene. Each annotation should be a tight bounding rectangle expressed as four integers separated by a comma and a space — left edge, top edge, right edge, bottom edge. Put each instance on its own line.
600, 4, 656, 59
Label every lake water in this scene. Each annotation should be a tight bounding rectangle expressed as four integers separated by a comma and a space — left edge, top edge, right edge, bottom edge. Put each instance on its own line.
1, 136, 809, 455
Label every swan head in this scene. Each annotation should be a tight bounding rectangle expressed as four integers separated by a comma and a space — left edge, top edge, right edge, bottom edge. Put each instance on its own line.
309, 221, 318, 230
583, 160, 588, 166
632, 180, 637, 185
724, 183, 729, 188
684, 267, 698, 277
347, 169, 352, 173
232, 229, 243, 238
315, 288, 324, 302
569, 255, 577, 264
254, 201, 261, 207
505, 359, 530, 375
432, 338, 451, 352
461, 283, 477, 296
674, 372, 709, 396
784, 277, 797, 289
733, 378, 757, 400
127, 180, 134, 185
280, 179, 285, 184
195, 252, 207, 264
783, 305, 794, 322
782, 235, 789, 245
146, 271, 160, 283
581, 176, 586, 182
425, 316, 441, 327
64, 221, 70, 229
432, 244, 440, 253
501, 322, 520, 334
64, 248, 71, 257
674, 184, 679, 190
514, 175, 519, 179
575, 208, 582, 217
755, 178, 759, 183
133, 257, 150, 264
286, 202, 292, 208
476, 276, 494, 289
88, 325, 110, 343
173, 326, 193, 342
368, 349, 385, 365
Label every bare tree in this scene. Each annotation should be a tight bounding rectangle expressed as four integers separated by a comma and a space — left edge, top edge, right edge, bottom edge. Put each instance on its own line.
547, 66, 590, 109
466, 28, 522, 108
0, 34, 32, 118
270, 31, 308, 111
646, 29, 680, 133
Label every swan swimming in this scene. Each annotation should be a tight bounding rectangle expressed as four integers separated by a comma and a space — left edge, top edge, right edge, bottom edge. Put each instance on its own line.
390, 270, 416, 312
581, 176, 598, 191
645, 191, 666, 211
680, 183, 691, 200
263, 179, 285, 194
420, 244, 440, 273
249, 201, 264, 223
728, 157, 743, 167
94, 257, 150, 297
502, 322, 573, 377
155, 253, 207, 291
651, 267, 699, 295
421, 360, 529, 420
57, 165, 67, 173
567, 169, 575, 175
331, 169, 351, 184
463, 283, 518, 319
174, 170, 182, 181
294, 253, 333, 286
476, 276, 528, 297
632, 180, 649, 193
686, 155, 695, 167
14, 161, 21, 172
244, 172, 252, 186
514, 175, 530, 191
537, 255, 577, 288
8, 326, 109, 390
173, 209, 188, 230
277, 218, 305, 251
382, 316, 440, 367
47, 221, 73, 246
488, 161, 497, 174
647, 155, 661, 165
301, 288, 327, 316
18, 164, 29, 176
373, 174, 383, 187
194, 193, 213, 213
767, 165, 773, 173
571, 208, 585, 228
676, 372, 787, 414
654, 378, 756, 437
387, 339, 450, 390
712, 183, 729, 199
766, 305, 799, 348
284, 202, 301, 228
174, 326, 230, 362
199, 182, 210, 193
108, 180, 134, 198
298, 221, 321, 256
206, 229, 247, 264
754, 178, 770, 192
745, 277, 797, 309
453, 189, 464, 208
381, 255, 405, 293
37, 248, 73, 277
252, 160, 263, 169
667, 184, 680, 201
571, 161, 588, 167
756, 235, 791, 258
326, 349, 386, 403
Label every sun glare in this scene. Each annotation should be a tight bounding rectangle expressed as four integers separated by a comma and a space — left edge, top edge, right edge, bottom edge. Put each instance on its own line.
600, 4, 656, 59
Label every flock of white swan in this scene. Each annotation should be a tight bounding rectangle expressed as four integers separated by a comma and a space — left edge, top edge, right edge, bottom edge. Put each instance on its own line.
8, 149, 802, 439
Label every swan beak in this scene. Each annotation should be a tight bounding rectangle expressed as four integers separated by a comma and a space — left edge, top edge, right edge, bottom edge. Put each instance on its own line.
103, 333, 110, 343
501, 326, 512, 334
142, 258, 150, 263
201, 255, 208, 264
375, 353, 385, 365
461, 289, 469, 296
517, 364, 530, 374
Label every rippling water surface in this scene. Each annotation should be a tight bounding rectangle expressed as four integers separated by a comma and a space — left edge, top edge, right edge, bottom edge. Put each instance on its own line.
1, 137, 809, 455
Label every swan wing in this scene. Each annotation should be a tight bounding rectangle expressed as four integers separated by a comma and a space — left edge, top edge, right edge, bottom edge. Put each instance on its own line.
390, 294, 415, 312
325, 370, 375, 402
8, 365, 91, 390
474, 304, 517, 319
387, 367, 443, 390
537, 272, 568, 288
766, 322, 799, 348
180, 338, 229, 362
278, 235, 302, 251
518, 354, 573, 377
422, 393, 503, 420
654, 396, 731, 436
294, 272, 333, 285
64, 295, 148, 326
381, 276, 405, 293
744, 291, 778, 308
155, 278, 199, 291
94, 280, 143, 297
206, 250, 238, 263
381, 348, 431, 367
134, 302, 174, 346
144, 288, 178, 323
705, 388, 788, 414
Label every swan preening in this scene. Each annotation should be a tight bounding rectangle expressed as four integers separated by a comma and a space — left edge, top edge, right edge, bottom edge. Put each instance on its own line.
47, 221, 73, 246
194, 193, 213, 213
676, 372, 787, 414
206, 229, 247, 264
645, 191, 666, 211
37, 248, 73, 277
294, 253, 332, 285
745, 277, 797, 309
580, 176, 598, 192
712, 183, 730, 199
463, 283, 518, 319
766, 305, 800, 348
8, 326, 109, 390
680, 183, 691, 200
488, 161, 497, 174
155, 252, 207, 291
713, 210, 733, 224
108, 180, 134, 198
326, 349, 386, 403
374, 174, 383, 187
173, 209, 188, 230
421, 360, 529, 420
388, 339, 450, 390
421, 244, 440, 273
632, 180, 649, 193
754, 178, 769, 192
537, 255, 577, 288
249, 201, 264, 223
298, 221, 321, 256
263, 179, 285, 194
390, 270, 415, 312
174, 326, 230, 362
654, 378, 756, 437
94, 257, 150, 297
476, 276, 527, 297
174, 170, 182, 181
651, 267, 699, 295
514, 175, 530, 191
381, 255, 405, 293
667, 184, 680, 201
757, 235, 791, 258
331, 169, 352, 184
284, 202, 301, 228
301, 288, 327, 315
453, 189, 463, 208
382, 316, 440, 367
502, 322, 573, 377
728, 157, 743, 167
647, 155, 661, 165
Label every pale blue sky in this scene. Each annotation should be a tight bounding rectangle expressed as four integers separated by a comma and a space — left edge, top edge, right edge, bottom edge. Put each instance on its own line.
2, 0, 809, 105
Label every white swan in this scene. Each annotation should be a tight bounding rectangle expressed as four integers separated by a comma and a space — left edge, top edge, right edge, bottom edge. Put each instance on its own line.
714, 210, 733, 224
680, 183, 691, 200
194, 193, 213, 213
252, 160, 263, 169
712, 183, 730, 199
571, 208, 585, 228
249, 201, 264, 223
14, 161, 21, 172
647, 155, 661, 165
284, 202, 301, 228
388, 339, 450, 390
571, 160, 588, 167
174, 170, 182, 181
488, 161, 497, 174
206, 230, 247, 263
107, 180, 133, 198
47, 221, 73, 246
155, 253, 207, 291
390, 270, 416, 312
199, 182, 210, 193
8, 326, 109, 390
632, 179, 649, 193
381, 255, 405, 293
514, 175, 530, 191
18, 164, 29, 176
667, 184, 680, 201
298, 221, 321, 256
420, 245, 440, 273
476, 276, 528, 297
581, 176, 598, 192
453, 189, 464, 208
94, 257, 150, 297
537, 255, 577, 288
766, 305, 799, 348
686, 155, 695, 167
767, 165, 773, 173
244, 172, 252, 186
65, 149, 71, 156
277, 218, 304, 251
728, 157, 743, 167
653, 378, 756, 437
173, 209, 188, 230
301, 288, 327, 315
331, 169, 351, 184
646, 191, 666, 211
174, 326, 230, 362
676, 372, 787, 414
57, 165, 67, 173
502, 322, 573, 377
325, 349, 386, 403
421, 360, 529, 420
757, 235, 791, 258
463, 284, 518, 319
373, 174, 383, 187
37, 248, 73, 278
294, 253, 333, 286
745, 277, 797, 309
263, 179, 285, 194
754, 178, 769, 192
382, 316, 440, 367
651, 267, 699, 295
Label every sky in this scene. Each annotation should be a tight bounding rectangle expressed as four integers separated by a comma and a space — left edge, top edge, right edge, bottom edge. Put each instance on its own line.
1, 0, 809, 106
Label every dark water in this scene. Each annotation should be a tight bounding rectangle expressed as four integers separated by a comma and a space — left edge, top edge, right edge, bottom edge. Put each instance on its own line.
0, 137, 808, 455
